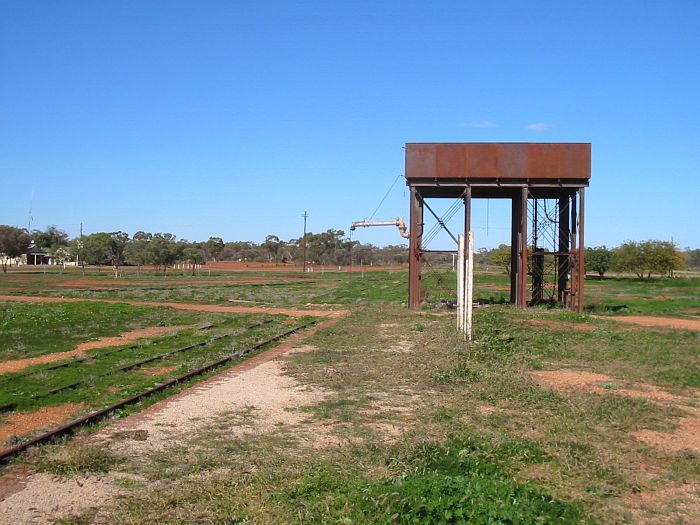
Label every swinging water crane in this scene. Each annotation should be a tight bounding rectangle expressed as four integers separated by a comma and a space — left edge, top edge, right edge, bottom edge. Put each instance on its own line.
349, 218, 410, 238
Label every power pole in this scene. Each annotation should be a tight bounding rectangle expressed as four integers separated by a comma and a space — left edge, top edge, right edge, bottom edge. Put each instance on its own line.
78, 223, 83, 273
302, 211, 308, 273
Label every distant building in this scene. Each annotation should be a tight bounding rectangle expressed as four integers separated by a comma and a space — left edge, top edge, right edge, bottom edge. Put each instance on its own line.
25, 243, 51, 265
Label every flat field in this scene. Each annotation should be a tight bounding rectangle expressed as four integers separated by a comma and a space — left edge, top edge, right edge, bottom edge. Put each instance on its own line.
0, 265, 698, 524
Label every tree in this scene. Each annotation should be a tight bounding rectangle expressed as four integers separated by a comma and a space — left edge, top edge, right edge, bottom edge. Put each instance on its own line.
132, 231, 153, 242
80, 233, 112, 271
685, 248, 700, 269
0, 226, 30, 272
299, 229, 356, 266
585, 246, 613, 277
147, 233, 179, 274
204, 237, 224, 261
614, 240, 685, 279
262, 235, 283, 262
108, 231, 130, 277
223, 241, 263, 262
31, 225, 68, 249
125, 236, 150, 272
643, 240, 685, 277
487, 245, 512, 276
182, 247, 205, 275
48, 245, 71, 272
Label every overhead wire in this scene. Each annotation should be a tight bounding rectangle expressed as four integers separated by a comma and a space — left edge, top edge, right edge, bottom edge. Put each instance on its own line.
367, 173, 403, 221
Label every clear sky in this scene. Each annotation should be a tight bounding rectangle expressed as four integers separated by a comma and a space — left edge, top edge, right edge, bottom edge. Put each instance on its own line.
2, 1, 699, 250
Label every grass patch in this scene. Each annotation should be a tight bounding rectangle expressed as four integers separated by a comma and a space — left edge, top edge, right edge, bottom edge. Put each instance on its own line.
0, 301, 204, 360
281, 437, 587, 525
34, 442, 122, 475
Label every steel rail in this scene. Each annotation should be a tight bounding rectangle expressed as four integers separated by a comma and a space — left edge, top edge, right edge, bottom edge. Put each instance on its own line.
45, 320, 274, 395
0, 321, 275, 412
0, 323, 216, 384
0, 319, 319, 463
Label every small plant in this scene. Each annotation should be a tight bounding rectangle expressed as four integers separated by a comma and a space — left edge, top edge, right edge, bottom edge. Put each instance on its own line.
35, 442, 123, 475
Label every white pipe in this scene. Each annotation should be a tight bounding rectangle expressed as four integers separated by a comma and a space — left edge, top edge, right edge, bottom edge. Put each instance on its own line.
350, 218, 410, 239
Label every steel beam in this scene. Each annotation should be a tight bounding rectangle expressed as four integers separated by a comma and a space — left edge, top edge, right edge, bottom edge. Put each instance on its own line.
408, 186, 424, 309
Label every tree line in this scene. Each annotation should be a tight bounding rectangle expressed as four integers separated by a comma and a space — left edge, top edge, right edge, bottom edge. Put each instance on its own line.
1, 224, 696, 278
0, 225, 408, 273
482, 241, 695, 279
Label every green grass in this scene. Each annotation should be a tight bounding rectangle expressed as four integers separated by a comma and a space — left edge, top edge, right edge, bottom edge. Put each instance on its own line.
4, 267, 699, 524
0, 301, 204, 360
0, 312, 313, 418
94, 302, 697, 524
278, 437, 588, 524
4, 266, 698, 317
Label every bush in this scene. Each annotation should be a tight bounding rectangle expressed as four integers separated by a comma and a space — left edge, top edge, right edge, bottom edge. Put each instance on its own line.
613, 240, 685, 278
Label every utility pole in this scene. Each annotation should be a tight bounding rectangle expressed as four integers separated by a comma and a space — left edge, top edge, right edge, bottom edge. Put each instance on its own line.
302, 211, 308, 273
78, 223, 84, 273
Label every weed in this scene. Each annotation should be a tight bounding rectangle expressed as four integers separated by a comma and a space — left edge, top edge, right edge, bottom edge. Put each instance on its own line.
35, 442, 122, 475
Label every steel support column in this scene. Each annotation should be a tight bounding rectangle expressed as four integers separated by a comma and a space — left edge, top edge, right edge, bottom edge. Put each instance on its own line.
557, 196, 570, 303
518, 187, 529, 307
570, 193, 578, 309
510, 196, 521, 304
408, 186, 424, 309
577, 187, 585, 313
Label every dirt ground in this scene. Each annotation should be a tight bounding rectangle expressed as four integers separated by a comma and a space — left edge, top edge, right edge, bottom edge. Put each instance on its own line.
0, 404, 86, 444
530, 368, 700, 522
0, 295, 347, 319
205, 261, 404, 272
54, 277, 315, 288
595, 315, 700, 331
530, 368, 700, 454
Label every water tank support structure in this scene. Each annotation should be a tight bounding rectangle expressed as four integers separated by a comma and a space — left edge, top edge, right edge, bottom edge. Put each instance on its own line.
404, 143, 591, 312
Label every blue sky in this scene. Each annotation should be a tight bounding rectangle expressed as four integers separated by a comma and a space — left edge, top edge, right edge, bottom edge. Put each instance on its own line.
2, 1, 699, 249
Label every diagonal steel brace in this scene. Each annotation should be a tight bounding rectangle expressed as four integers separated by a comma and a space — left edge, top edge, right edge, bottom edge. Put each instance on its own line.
417, 194, 459, 245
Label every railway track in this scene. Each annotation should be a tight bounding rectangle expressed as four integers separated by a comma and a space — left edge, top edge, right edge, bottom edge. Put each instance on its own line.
0, 320, 273, 412
0, 323, 215, 385
0, 319, 319, 463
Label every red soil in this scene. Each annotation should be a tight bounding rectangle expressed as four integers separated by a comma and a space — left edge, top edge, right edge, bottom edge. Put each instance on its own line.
0, 404, 86, 444
595, 315, 700, 331
54, 277, 315, 288
206, 261, 405, 272
0, 295, 347, 319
